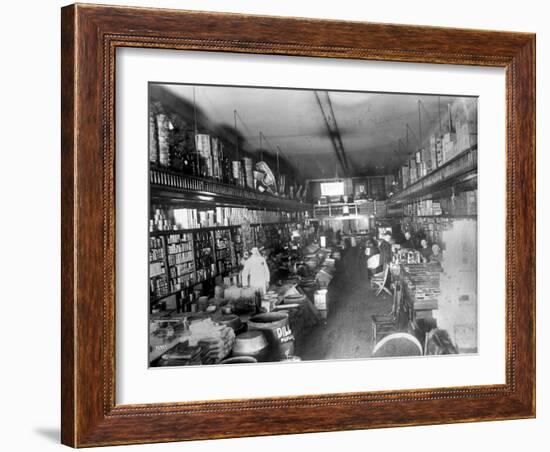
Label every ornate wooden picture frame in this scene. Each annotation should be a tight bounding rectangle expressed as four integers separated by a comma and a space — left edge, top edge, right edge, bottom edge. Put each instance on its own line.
61, 3, 535, 447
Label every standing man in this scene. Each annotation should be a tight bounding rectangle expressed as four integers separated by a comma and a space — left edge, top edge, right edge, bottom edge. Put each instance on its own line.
429, 243, 443, 263
419, 238, 432, 262
379, 232, 393, 268
401, 231, 415, 249
241, 246, 271, 296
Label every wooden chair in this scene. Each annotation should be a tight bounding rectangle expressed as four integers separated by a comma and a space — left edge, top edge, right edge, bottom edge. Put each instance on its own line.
371, 313, 396, 346
371, 280, 405, 346
371, 266, 392, 297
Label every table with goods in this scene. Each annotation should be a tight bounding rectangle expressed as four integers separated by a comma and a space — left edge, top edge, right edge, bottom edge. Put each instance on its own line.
370, 247, 458, 357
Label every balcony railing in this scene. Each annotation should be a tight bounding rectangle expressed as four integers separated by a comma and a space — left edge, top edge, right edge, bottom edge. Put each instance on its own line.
150, 167, 311, 212
389, 145, 477, 203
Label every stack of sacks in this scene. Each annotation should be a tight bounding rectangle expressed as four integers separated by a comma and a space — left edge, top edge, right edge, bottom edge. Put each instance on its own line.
159, 341, 203, 366
187, 318, 236, 364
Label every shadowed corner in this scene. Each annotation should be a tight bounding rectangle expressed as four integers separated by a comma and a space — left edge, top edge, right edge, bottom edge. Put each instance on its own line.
34, 427, 60, 443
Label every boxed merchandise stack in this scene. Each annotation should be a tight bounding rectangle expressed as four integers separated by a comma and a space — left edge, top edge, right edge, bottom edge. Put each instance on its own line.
409, 155, 418, 184
409, 199, 442, 217
401, 216, 453, 245
242, 157, 254, 189
149, 113, 158, 164
210, 137, 223, 181
442, 132, 457, 163
435, 135, 444, 167
195, 133, 213, 178
231, 160, 243, 186
455, 121, 471, 155
421, 146, 435, 174
428, 135, 439, 172
400, 165, 409, 189
156, 114, 171, 167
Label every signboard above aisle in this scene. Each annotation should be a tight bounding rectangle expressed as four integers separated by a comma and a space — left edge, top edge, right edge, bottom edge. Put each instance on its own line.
320, 181, 344, 197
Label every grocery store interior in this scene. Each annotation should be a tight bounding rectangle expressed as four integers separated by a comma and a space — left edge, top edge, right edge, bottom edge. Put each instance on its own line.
148, 83, 478, 366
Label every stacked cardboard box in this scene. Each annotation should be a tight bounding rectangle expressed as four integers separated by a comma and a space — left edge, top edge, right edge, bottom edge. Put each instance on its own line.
409, 156, 417, 184
455, 122, 471, 156
442, 132, 458, 163
400, 165, 409, 188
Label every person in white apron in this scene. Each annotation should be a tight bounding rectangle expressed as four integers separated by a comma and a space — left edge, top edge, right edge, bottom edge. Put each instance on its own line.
241, 247, 271, 296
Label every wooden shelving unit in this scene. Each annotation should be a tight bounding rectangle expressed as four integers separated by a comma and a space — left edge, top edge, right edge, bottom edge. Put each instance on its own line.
250, 221, 296, 249
149, 235, 169, 301
149, 225, 242, 308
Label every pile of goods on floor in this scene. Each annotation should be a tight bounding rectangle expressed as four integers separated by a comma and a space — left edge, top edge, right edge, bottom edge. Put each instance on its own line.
155, 317, 236, 366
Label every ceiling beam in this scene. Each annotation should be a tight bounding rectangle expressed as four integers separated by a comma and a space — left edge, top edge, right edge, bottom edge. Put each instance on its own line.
314, 91, 350, 177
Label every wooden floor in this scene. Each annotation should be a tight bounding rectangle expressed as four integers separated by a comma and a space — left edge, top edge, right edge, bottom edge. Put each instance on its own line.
297, 248, 393, 361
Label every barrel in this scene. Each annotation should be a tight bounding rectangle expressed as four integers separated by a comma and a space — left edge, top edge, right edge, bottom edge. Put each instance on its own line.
248, 312, 295, 360
232, 331, 269, 361
197, 296, 209, 312
214, 285, 225, 299
220, 356, 258, 365
372, 332, 423, 357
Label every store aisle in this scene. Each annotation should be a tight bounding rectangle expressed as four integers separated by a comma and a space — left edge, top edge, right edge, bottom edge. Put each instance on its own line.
297, 247, 393, 361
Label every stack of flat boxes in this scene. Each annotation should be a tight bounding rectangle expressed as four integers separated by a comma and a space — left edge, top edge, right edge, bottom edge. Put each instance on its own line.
397, 123, 474, 190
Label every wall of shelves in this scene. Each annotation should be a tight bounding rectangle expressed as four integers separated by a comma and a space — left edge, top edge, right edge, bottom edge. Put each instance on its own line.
148, 218, 303, 310
165, 232, 196, 293
250, 221, 296, 249
149, 227, 237, 307
149, 236, 169, 301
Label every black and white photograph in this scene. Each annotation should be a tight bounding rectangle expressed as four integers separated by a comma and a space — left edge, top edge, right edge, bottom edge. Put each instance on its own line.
148, 83, 478, 367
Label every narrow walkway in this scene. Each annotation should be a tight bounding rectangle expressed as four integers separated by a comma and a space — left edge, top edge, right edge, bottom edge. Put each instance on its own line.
297, 247, 393, 361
